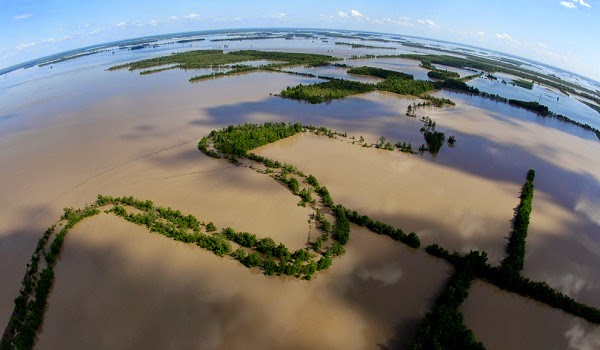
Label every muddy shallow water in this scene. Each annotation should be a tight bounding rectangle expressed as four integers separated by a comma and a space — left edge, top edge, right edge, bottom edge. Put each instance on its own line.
462, 280, 600, 350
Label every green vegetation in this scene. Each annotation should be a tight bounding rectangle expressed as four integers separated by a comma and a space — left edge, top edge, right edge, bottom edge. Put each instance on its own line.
175, 38, 206, 44
500, 170, 535, 275
427, 69, 460, 80
421, 94, 456, 107
508, 100, 549, 115
335, 42, 397, 50
377, 77, 436, 95
395, 141, 416, 153
343, 206, 421, 248
410, 251, 486, 350
436, 78, 480, 94
512, 79, 534, 90
199, 122, 303, 157
347, 66, 413, 80
210, 35, 283, 42
280, 79, 376, 104
423, 130, 446, 154
419, 116, 447, 154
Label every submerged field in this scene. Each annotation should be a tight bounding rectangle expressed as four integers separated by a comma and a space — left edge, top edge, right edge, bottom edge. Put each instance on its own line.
1, 30, 599, 349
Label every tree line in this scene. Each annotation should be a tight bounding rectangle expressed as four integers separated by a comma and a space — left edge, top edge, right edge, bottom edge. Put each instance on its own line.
500, 169, 535, 275
410, 251, 487, 350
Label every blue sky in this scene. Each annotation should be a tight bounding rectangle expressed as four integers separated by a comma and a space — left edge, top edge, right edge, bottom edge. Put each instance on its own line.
2, 0, 599, 80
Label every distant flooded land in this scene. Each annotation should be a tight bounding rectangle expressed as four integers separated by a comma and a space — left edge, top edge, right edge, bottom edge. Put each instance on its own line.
1, 29, 599, 350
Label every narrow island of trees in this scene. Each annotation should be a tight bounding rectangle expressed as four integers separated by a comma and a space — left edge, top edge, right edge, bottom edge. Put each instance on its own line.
512, 79, 534, 90
347, 66, 413, 80
427, 69, 461, 80
501, 169, 535, 275
279, 79, 376, 104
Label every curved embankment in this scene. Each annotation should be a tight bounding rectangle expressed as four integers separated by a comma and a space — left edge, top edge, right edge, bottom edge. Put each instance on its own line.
2, 123, 599, 350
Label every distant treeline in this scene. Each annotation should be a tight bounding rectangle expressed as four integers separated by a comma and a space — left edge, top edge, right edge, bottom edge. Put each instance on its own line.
400, 53, 600, 106
176, 38, 206, 44
512, 79, 534, 90
347, 66, 413, 80
108, 49, 339, 73
334, 42, 397, 50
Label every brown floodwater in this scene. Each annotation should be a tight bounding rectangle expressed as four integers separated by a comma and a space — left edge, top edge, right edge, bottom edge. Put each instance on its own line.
1, 40, 599, 349
35, 214, 450, 349
255, 132, 521, 266
462, 280, 600, 350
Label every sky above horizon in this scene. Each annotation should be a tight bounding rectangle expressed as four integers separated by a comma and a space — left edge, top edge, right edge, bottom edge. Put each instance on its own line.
2, 0, 599, 81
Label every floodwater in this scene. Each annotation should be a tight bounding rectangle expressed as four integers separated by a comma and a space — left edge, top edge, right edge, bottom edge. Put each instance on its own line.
255, 132, 521, 265
36, 215, 449, 349
468, 72, 600, 129
462, 280, 600, 350
1, 32, 599, 349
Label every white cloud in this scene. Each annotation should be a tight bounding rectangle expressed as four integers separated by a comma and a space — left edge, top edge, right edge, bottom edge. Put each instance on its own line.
15, 42, 36, 51
417, 19, 436, 27
350, 9, 364, 17
560, 1, 578, 8
398, 16, 410, 21
170, 16, 178, 21
185, 13, 200, 20
116, 22, 127, 27
148, 20, 158, 26
496, 33, 513, 40
495, 32, 526, 47
272, 13, 286, 19
574, 0, 592, 7
338, 11, 348, 18
537, 42, 548, 48
87, 28, 103, 36
13, 13, 32, 20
